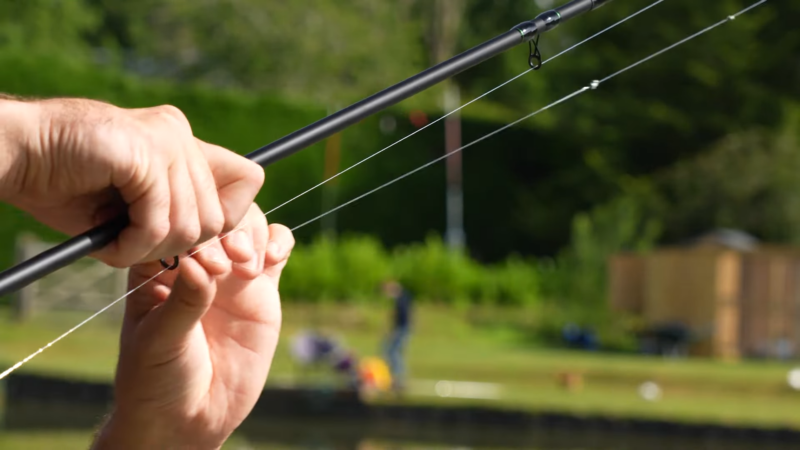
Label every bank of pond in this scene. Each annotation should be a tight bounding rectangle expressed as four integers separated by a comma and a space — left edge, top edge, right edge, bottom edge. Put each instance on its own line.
2, 372, 799, 449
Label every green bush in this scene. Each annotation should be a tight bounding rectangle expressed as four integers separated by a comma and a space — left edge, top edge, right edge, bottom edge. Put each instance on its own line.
280, 234, 541, 307
280, 235, 390, 302
393, 235, 481, 305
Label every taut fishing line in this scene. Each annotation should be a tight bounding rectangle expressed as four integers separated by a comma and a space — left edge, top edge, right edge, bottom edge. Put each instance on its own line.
0, 0, 769, 380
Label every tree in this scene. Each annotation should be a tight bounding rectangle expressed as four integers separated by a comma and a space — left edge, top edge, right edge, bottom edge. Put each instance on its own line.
0, 0, 98, 54
88, 0, 427, 105
655, 110, 800, 244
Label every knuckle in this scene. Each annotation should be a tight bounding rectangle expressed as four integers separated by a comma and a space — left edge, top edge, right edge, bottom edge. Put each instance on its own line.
148, 220, 171, 244
245, 161, 265, 188
177, 220, 202, 248
223, 209, 245, 231
155, 104, 186, 121
200, 213, 225, 241
247, 203, 264, 222
153, 104, 192, 131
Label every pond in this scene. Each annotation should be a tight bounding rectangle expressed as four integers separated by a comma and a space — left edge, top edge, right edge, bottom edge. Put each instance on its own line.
2, 374, 793, 450
0, 416, 781, 450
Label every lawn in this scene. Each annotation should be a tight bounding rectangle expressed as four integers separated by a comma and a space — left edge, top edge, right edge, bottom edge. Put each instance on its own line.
2, 302, 800, 433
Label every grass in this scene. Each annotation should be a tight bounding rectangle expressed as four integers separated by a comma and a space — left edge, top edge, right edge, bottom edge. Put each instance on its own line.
3, 302, 800, 434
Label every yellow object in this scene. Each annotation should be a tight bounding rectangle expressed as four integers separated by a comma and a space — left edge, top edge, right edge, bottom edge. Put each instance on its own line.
358, 357, 392, 392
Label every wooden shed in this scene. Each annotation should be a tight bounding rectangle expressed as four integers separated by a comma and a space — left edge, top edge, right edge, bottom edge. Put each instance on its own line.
608, 241, 800, 360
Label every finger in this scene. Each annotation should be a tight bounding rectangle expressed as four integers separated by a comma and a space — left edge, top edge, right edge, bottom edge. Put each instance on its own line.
231, 205, 268, 281
190, 240, 231, 277
153, 255, 216, 342
263, 224, 295, 287
220, 228, 255, 265
186, 142, 225, 245
125, 261, 176, 323
264, 223, 294, 267
198, 140, 265, 232
126, 241, 228, 324
147, 159, 201, 261
103, 165, 172, 268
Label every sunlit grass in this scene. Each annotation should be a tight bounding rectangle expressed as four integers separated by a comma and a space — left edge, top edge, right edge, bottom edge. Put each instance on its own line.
2, 303, 800, 431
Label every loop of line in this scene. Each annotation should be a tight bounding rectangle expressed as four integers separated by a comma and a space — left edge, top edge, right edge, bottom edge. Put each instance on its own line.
0, 0, 767, 381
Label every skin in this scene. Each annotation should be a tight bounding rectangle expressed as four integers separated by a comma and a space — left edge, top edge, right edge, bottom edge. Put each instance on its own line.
94, 205, 294, 449
0, 96, 265, 268
0, 96, 293, 448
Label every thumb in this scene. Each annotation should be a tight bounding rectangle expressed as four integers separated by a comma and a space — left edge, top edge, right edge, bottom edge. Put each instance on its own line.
154, 256, 217, 343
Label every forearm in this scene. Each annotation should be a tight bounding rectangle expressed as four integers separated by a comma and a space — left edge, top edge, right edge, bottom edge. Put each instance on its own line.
0, 96, 39, 202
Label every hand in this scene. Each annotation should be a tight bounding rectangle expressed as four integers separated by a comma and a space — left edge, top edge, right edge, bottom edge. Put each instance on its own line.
93, 204, 294, 449
0, 97, 264, 268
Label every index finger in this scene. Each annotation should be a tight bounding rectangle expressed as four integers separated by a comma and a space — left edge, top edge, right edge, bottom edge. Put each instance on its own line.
197, 139, 265, 232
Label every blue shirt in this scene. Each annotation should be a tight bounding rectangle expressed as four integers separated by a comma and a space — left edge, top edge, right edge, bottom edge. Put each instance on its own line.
393, 289, 413, 329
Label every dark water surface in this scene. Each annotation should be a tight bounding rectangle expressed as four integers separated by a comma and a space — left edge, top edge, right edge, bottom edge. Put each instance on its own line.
230, 417, 776, 450
3, 374, 791, 450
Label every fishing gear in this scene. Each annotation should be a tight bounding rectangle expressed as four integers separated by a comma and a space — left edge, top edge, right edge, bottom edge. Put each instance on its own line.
0, 0, 772, 381
0, 0, 614, 296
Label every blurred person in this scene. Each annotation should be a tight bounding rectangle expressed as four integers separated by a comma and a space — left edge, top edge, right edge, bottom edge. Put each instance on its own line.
380, 279, 413, 392
0, 94, 294, 448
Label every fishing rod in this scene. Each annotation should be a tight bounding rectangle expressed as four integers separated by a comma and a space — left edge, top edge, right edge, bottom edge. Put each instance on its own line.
0, 0, 612, 296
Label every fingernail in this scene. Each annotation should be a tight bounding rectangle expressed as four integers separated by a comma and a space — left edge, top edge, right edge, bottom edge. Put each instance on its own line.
237, 256, 259, 272
267, 241, 283, 258
205, 246, 226, 265
230, 230, 254, 254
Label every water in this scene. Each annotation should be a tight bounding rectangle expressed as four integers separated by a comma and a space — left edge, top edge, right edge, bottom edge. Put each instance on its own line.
227, 417, 777, 450
2, 378, 788, 450
0, 417, 782, 450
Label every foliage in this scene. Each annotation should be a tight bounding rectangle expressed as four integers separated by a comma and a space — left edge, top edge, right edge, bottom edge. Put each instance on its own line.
280, 234, 540, 307
654, 112, 800, 244
540, 195, 661, 308
531, 192, 661, 347
87, 0, 428, 106
279, 235, 391, 302
0, 0, 98, 54
0, 50, 550, 273
2, 0, 799, 263
1, 2, 799, 321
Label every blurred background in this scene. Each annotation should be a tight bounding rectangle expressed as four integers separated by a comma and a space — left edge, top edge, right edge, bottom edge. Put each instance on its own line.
1, 0, 799, 449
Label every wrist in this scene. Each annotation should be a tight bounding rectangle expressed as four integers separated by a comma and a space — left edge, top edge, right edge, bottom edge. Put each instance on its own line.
92, 408, 224, 450
0, 98, 40, 202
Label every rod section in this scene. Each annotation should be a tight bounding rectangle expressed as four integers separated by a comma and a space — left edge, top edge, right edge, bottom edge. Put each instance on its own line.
249, 31, 523, 166
0, 0, 615, 297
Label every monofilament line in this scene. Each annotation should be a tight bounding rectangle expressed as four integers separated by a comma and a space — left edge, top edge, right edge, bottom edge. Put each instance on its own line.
291, 0, 770, 232
264, 0, 666, 217
0, 272, 161, 380
291, 88, 589, 232
0, 2, 661, 380
600, 0, 768, 83
0, 0, 765, 380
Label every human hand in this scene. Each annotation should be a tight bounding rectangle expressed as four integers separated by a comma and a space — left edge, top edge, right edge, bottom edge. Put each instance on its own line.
0, 97, 264, 268
93, 204, 294, 449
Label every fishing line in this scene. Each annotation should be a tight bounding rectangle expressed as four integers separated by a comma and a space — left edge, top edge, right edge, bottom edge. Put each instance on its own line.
292, 0, 768, 233
0, 0, 768, 380
263, 0, 667, 218
0, 272, 161, 380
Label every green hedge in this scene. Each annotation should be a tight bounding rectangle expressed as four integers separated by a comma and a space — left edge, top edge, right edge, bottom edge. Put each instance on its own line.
280, 234, 540, 307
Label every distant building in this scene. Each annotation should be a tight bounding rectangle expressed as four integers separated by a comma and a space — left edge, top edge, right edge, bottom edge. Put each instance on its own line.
609, 229, 800, 360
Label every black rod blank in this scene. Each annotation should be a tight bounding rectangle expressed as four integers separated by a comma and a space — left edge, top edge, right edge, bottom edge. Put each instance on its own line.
0, 0, 611, 297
